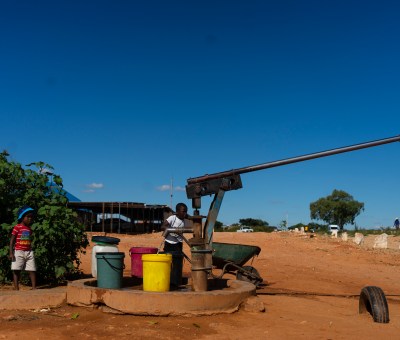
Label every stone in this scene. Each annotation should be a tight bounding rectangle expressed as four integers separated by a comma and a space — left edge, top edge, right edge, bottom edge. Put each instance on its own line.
354, 233, 364, 245
341, 232, 348, 242
241, 296, 265, 313
373, 233, 388, 249
331, 230, 338, 238
2, 315, 17, 321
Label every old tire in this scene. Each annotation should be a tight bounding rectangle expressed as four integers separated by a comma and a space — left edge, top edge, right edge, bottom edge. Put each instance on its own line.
236, 266, 262, 286
359, 286, 389, 323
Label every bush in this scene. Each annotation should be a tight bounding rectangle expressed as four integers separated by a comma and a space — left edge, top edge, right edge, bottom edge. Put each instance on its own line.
0, 152, 88, 285
218, 225, 275, 232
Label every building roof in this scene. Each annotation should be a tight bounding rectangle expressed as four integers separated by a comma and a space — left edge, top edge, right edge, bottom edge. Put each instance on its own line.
67, 201, 170, 220
47, 183, 81, 202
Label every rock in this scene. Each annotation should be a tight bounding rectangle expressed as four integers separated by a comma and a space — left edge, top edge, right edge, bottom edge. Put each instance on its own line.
241, 296, 266, 313
354, 233, 364, 245
341, 232, 348, 242
2, 315, 17, 321
331, 230, 338, 238
373, 233, 388, 249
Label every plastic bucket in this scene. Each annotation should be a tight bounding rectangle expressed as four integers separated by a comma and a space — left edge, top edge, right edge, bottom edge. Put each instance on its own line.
92, 245, 119, 278
162, 251, 184, 287
91, 236, 120, 278
92, 236, 120, 245
129, 247, 158, 278
142, 254, 172, 292
96, 252, 125, 289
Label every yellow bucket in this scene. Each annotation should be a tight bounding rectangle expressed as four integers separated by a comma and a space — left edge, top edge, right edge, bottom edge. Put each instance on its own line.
142, 253, 172, 292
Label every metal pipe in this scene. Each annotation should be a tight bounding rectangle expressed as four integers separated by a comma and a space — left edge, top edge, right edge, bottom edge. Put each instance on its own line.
187, 135, 400, 185
161, 227, 194, 238
190, 239, 209, 292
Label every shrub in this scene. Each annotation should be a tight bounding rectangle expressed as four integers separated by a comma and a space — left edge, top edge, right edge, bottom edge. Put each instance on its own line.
0, 152, 88, 285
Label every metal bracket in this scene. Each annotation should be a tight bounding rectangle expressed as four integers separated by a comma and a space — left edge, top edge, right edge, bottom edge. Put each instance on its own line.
186, 175, 242, 198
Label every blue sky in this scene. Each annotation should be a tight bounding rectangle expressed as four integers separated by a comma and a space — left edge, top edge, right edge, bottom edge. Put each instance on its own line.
2, 1, 400, 228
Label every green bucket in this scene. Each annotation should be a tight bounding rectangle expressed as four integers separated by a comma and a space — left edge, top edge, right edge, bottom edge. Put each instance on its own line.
96, 252, 125, 289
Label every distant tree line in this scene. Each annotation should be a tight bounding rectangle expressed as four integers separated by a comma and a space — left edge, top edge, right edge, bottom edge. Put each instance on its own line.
215, 189, 365, 232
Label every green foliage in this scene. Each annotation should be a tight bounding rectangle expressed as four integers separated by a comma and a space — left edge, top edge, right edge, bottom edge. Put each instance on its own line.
288, 223, 306, 230
309, 222, 328, 233
278, 220, 287, 230
214, 220, 224, 231
0, 152, 88, 285
310, 189, 364, 230
288, 222, 327, 232
228, 224, 276, 232
239, 218, 269, 227
226, 225, 240, 232
252, 225, 276, 232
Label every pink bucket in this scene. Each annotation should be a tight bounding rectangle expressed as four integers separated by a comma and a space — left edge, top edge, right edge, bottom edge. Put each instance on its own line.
129, 247, 158, 277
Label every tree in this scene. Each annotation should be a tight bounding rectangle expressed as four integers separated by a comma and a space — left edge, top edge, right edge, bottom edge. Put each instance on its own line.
0, 151, 88, 285
239, 218, 269, 227
310, 189, 364, 230
278, 219, 287, 230
214, 220, 224, 231
289, 222, 306, 230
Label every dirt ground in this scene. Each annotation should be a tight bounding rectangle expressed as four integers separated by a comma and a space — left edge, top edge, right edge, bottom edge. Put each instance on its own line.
1, 231, 400, 339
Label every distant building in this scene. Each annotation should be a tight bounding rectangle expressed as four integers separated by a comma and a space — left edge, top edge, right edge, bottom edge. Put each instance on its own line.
68, 201, 170, 234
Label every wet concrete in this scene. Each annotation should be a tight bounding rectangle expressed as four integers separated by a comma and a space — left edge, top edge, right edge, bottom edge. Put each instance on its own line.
67, 277, 256, 316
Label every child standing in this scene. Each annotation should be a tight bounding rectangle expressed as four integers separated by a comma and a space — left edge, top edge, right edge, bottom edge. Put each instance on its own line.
9, 205, 37, 290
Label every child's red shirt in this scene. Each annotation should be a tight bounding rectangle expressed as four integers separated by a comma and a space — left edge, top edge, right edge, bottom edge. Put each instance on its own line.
11, 224, 33, 251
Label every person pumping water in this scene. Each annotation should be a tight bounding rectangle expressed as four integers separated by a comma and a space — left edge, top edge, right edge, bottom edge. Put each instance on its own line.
161, 202, 189, 252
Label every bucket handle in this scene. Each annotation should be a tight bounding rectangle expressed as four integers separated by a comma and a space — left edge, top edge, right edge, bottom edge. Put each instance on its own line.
101, 255, 126, 271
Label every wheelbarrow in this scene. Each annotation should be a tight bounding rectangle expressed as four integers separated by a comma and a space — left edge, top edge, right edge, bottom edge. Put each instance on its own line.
211, 242, 263, 286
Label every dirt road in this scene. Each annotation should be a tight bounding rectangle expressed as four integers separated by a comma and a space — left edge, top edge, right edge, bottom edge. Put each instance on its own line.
1, 231, 400, 339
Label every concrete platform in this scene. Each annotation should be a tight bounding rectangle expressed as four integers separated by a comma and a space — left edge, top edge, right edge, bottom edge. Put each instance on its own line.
0, 287, 66, 310
67, 277, 256, 316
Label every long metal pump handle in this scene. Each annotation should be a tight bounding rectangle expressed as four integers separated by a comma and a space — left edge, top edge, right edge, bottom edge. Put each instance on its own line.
187, 135, 400, 184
